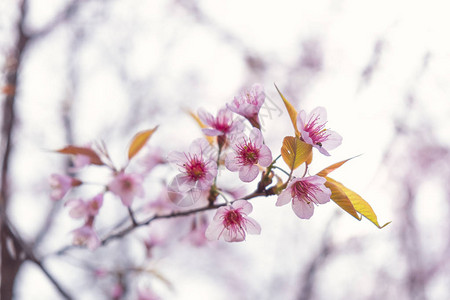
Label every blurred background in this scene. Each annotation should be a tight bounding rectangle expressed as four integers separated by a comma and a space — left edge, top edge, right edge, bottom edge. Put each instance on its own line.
1, 0, 450, 299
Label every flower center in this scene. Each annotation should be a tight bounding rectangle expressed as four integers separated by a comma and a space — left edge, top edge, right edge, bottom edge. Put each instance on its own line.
237, 141, 259, 165
223, 210, 244, 228
121, 178, 133, 191
304, 114, 330, 146
185, 155, 206, 180
292, 180, 320, 204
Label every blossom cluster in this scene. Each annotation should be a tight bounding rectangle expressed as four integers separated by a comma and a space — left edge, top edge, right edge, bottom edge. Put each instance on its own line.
49, 83, 387, 297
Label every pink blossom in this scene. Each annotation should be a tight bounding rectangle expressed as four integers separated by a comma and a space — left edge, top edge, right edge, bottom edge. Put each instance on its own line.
49, 174, 80, 201
198, 107, 243, 137
167, 139, 217, 206
276, 175, 331, 219
108, 172, 144, 207
135, 146, 166, 176
227, 83, 265, 128
297, 107, 342, 156
225, 128, 272, 182
184, 216, 209, 247
205, 200, 261, 242
72, 225, 100, 250
65, 194, 103, 219
138, 288, 161, 300
111, 283, 123, 299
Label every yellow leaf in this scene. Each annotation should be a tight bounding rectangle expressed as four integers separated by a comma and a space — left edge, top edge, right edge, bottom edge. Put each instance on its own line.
281, 136, 312, 170
186, 110, 215, 145
316, 155, 361, 177
274, 84, 300, 136
326, 177, 390, 229
128, 127, 158, 160
324, 179, 360, 220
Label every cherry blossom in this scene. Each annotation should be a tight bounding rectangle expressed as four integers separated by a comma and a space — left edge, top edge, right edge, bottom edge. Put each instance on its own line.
108, 172, 144, 207
65, 194, 103, 219
297, 106, 342, 156
49, 174, 81, 201
72, 224, 100, 250
276, 175, 331, 219
227, 83, 265, 128
225, 128, 272, 182
138, 288, 161, 300
167, 139, 217, 206
205, 200, 261, 242
198, 107, 243, 138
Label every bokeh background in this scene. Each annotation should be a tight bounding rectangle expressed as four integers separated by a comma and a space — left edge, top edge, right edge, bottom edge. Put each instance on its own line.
1, 0, 450, 299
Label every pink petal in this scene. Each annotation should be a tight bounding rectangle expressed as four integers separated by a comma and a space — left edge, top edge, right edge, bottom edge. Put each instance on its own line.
276, 189, 292, 206
238, 165, 259, 182
321, 129, 343, 151
296, 110, 307, 132
292, 199, 314, 219
244, 217, 261, 235
249, 128, 263, 147
202, 128, 222, 136
309, 106, 327, 124
197, 108, 214, 127
258, 145, 272, 167
233, 200, 253, 214
205, 221, 225, 241
225, 153, 240, 172
223, 227, 245, 242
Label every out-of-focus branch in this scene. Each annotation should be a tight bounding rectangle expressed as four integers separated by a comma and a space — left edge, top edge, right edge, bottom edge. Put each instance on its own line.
53, 188, 273, 256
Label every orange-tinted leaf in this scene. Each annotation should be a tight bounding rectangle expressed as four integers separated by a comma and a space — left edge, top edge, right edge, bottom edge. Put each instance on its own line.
281, 136, 312, 170
306, 149, 313, 165
274, 84, 300, 136
324, 179, 360, 220
128, 127, 158, 160
186, 110, 215, 145
316, 155, 361, 177
326, 177, 390, 228
56, 146, 103, 165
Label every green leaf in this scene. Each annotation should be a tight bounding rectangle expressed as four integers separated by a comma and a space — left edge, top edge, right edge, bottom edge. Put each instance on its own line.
281, 136, 312, 170
324, 179, 360, 220
326, 177, 391, 228
128, 127, 158, 160
274, 84, 300, 137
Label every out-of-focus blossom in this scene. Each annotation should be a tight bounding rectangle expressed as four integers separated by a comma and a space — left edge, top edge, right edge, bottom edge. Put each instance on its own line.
167, 139, 217, 206
111, 283, 123, 299
276, 175, 331, 219
225, 128, 272, 182
143, 232, 165, 258
205, 200, 261, 242
145, 186, 176, 214
65, 194, 103, 219
138, 287, 161, 300
297, 107, 342, 156
184, 216, 209, 247
49, 174, 81, 201
227, 83, 265, 128
72, 224, 100, 250
198, 107, 243, 137
108, 172, 144, 207
93, 268, 108, 278
136, 147, 166, 176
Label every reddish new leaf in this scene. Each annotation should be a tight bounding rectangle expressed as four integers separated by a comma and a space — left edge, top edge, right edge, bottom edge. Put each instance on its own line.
281, 136, 312, 170
316, 155, 361, 177
56, 146, 103, 165
128, 127, 158, 160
